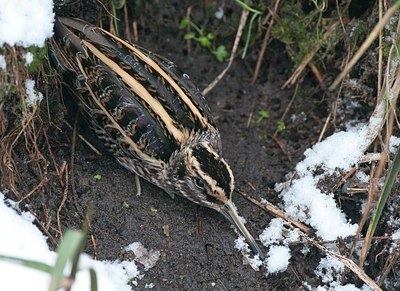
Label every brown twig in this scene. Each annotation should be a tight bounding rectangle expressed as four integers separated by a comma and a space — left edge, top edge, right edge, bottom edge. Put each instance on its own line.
123, 2, 132, 42
18, 178, 47, 202
236, 189, 312, 235
57, 162, 69, 236
202, 8, 249, 96
274, 83, 299, 137
329, 2, 400, 90
63, 120, 102, 156
269, 134, 292, 162
251, 0, 281, 84
283, 21, 339, 89
184, 6, 193, 55
300, 232, 383, 291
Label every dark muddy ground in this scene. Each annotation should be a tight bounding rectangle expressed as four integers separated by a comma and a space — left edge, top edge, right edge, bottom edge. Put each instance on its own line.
6, 1, 359, 290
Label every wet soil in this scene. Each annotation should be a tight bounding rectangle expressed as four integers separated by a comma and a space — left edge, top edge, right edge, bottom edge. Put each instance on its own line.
6, 1, 344, 290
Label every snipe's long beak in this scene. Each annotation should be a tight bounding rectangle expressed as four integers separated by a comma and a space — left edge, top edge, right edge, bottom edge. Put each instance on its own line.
222, 200, 264, 259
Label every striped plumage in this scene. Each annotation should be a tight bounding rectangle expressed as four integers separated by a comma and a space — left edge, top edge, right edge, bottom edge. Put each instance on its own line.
49, 17, 263, 257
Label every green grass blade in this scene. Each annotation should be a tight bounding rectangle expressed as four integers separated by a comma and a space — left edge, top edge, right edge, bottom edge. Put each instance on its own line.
89, 268, 98, 291
234, 0, 262, 14
364, 145, 400, 253
49, 230, 86, 291
0, 254, 52, 273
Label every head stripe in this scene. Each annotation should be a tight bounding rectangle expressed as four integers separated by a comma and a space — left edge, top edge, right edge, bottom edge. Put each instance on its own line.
191, 144, 234, 198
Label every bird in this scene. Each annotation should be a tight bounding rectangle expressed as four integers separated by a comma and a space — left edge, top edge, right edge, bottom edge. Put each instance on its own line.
49, 16, 263, 258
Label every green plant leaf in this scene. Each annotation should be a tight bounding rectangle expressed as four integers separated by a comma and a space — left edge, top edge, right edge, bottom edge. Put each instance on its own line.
256, 110, 269, 123
184, 32, 196, 40
49, 230, 86, 291
89, 268, 98, 291
234, 0, 263, 14
198, 36, 211, 48
276, 121, 286, 133
179, 17, 190, 29
0, 254, 52, 273
214, 45, 228, 62
363, 144, 400, 258
206, 32, 214, 40
111, 0, 126, 9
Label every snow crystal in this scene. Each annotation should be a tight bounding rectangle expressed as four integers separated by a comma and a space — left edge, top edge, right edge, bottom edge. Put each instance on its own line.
389, 136, 400, 154
125, 242, 160, 271
355, 171, 369, 183
25, 79, 43, 107
234, 236, 263, 270
259, 218, 299, 246
0, 0, 54, 47
296, 129, 367, 175
265, 245, 290, 273
315, 256, 344, 284
0, 55, 6, 70
280, 176, 357, 240
145, 283, 155, 288
24, 52, 34, 65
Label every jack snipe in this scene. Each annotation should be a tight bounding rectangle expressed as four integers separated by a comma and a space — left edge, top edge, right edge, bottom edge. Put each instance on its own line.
49, 17, 263, 258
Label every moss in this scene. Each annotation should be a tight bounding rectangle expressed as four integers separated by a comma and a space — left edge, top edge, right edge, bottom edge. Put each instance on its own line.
26, 45, 48, 74
271, 0, 341, 65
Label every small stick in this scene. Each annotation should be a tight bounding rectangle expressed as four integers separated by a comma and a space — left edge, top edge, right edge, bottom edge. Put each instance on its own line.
283, 21, 339, 89
269, 134, 292, 162
329, 2, 400, 90
63, 120, 102, 156
18, 178, 46, 202
57, 162, 69, 236
300, 232, 383, 291
236, 189, 312, 235
318, 111, 332, 143
274, 83, 299, 137
251, 0, 281, 84
123, 3, 132, 42
202, 8, 249, 96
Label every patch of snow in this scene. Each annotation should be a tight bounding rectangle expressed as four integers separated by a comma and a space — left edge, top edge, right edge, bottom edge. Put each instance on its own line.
0, 0, 54, 47
296, 128, 367, 175
0, 55, 6, 70
144, 283, 155, 289
24, 52, 34, 65
215, 7, 224, 19
234, 236, 263, 271
259, 218, 299, 246
125, 242, 160, 271
392, 229, 400, 240
265, 245, 290, 274
280, 175, 357, 240
25, 79, 43, 107
0, 193, 141, 291
355, 171, 369, 184
315, 256, 344, 284
389, 136, 400, 154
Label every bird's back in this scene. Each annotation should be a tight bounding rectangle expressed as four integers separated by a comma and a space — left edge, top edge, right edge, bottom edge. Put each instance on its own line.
49, 17, 218, 176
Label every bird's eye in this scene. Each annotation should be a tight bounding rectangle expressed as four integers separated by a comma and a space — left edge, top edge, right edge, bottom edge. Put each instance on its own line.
194, 178, 205, 188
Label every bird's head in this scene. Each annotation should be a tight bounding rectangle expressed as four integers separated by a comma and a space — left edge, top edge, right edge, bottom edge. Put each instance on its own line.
165, 141, 263, 257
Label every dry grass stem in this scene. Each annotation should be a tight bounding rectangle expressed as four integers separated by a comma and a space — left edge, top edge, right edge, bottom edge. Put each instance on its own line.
202, 8, 249, 96
300, 233, 383, 291
251, 0, 280, 84
282, 21, 339, 89
237, 189, 312, 235
329, 2, 400, 90
63, 120, 102, 156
